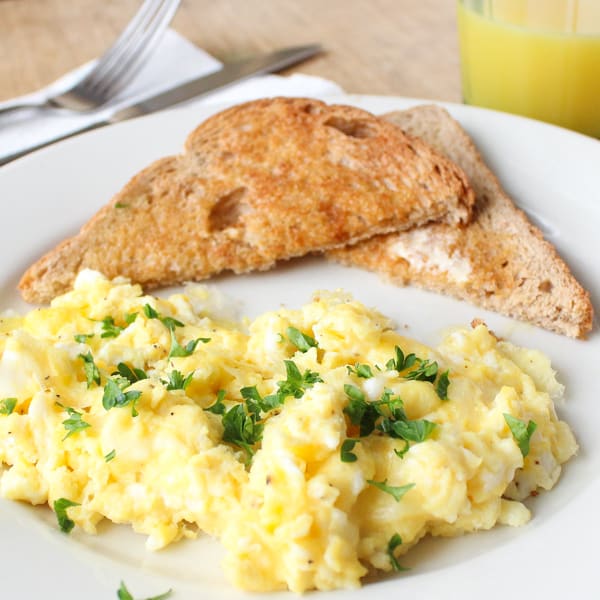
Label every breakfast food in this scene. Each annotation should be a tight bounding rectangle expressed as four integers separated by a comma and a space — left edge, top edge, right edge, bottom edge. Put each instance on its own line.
330, 105, 594, 338
18, 97, 475, 304
0, 271, 577, 592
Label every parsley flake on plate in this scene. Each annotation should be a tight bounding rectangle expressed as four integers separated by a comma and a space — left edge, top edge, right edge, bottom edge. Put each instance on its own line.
53, 497, 80, 533
117, 581, 172, 600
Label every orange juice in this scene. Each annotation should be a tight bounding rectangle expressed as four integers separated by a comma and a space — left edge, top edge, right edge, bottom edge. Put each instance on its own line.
457, 0, 600, 137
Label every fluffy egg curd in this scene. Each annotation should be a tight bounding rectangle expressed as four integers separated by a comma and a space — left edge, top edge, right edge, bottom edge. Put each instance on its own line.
0, 270, 577, 593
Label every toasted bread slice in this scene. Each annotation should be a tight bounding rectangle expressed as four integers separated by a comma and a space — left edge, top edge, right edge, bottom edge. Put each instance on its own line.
330, 105, 593, 338
19, 97, 475, 304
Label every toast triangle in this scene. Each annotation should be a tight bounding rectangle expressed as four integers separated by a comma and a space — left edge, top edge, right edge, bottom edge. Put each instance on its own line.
330, 105, 593, 338
19, 98, 474, 304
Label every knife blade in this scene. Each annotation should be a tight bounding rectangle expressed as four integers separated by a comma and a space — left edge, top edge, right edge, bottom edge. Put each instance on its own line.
0, 44, 322, 166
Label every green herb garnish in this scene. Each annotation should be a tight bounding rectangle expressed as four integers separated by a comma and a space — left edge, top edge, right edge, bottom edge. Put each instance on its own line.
53, 498, 80, 533
114, 362, 147, 385
143, 303, 184, 331
79, 351, 101, 388
57, 403, 91, 440
104, 449, 116, 462
102, 377, 142, 417
504, 414, 537, 458
436, 370, 450, 400
404, 359, 438, 383
366, 479, 415, 502
168, 330, 209, 358
386, 346, 417, 372
286, 326, 318, 352
387, 533, 409, 572
346, 363, 374, 379
275, 360, 321, 400
204, 389, 227, 415
74, 333, 94, 344
100, 316, 124, 338
340, 438, 360, 462
221, 403, 264, 461
116, 581, 172, 600
0, 397, 17, 415
163, 369, 195, 391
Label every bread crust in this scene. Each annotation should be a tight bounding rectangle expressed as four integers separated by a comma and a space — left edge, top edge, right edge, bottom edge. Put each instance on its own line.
330, 105, 594, 339
19, 98, 474, 304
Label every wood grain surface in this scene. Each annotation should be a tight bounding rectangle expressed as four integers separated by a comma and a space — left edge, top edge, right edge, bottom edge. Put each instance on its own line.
0, 0, 461, 103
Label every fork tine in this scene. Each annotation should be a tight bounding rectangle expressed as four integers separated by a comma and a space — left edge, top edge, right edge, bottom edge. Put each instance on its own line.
89, 0, 181, 102
78, 0, 164, 94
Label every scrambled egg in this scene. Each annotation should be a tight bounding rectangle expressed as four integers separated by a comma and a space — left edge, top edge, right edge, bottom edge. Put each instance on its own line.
0, 271, 577, 592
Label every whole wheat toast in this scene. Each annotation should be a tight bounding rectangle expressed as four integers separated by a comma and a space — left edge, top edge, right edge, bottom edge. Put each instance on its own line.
19, 97, 474, 304
329, 105, 594, 338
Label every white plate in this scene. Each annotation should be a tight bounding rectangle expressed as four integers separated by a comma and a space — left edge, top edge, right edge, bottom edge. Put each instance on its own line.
0, 94, 598, 600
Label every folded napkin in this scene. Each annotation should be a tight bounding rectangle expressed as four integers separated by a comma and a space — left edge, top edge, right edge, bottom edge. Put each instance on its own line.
0, 29, 342, 160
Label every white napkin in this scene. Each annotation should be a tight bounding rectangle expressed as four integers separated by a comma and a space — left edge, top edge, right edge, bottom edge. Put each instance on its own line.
0, 29, 342, 159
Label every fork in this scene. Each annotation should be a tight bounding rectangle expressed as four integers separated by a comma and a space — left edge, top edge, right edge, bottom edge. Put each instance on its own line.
0, 0, 180, 116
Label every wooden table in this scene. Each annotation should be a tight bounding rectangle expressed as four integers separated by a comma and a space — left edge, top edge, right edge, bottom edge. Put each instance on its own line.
0, 0, 461, 103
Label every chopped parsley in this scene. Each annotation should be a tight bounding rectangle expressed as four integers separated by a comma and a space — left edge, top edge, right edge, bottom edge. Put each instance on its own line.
404, 359, 438, 383
100, 316, 124, 338
286, 326, 318, 352
386, 346, 417, 372
436, 370, 450, 400
340, 438, 360, 462
204, 389, 227, 415
276, 360, 322, 401
104, 449, 116, 462
379, 417, 437, 443
394, 440, 410, 459
117, 581, 172, 600
114, 362, 147, 385
143, 303, 184, 331
504, 414, 537, 458
343, 385, 437, 450
386, 346, 450, 400
74, 333, 94, 344
387, 533, 409, 572
366, 479, 415, 502
221, 403, 264, 461
53, 498, 80, 533
57, 403, 91, 440
346, 363, 374, 379
124, 312, 138, 325
168, 330, 209, 358
102, 377, 142, 417
163, 369, 194, 391
0, 397, 17, 415
79, 351, 101, 388
114, 202, 129, 209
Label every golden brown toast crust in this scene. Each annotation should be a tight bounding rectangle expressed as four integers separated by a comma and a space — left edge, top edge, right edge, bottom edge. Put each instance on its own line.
19, 97, 474, 304
330, 105, 594, 339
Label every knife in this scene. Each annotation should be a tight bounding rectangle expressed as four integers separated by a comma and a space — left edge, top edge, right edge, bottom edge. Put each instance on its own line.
0, 44, 322, 166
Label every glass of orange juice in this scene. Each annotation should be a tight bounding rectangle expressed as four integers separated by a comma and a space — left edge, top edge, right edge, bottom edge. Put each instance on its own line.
457, 0, 600, 137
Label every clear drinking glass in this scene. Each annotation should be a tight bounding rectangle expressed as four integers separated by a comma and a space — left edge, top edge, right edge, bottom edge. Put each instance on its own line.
457, 0, 600, 137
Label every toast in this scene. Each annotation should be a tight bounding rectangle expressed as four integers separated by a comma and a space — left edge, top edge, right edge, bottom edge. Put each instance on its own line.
19, 97, 474, 304
329, 105, 594, 338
